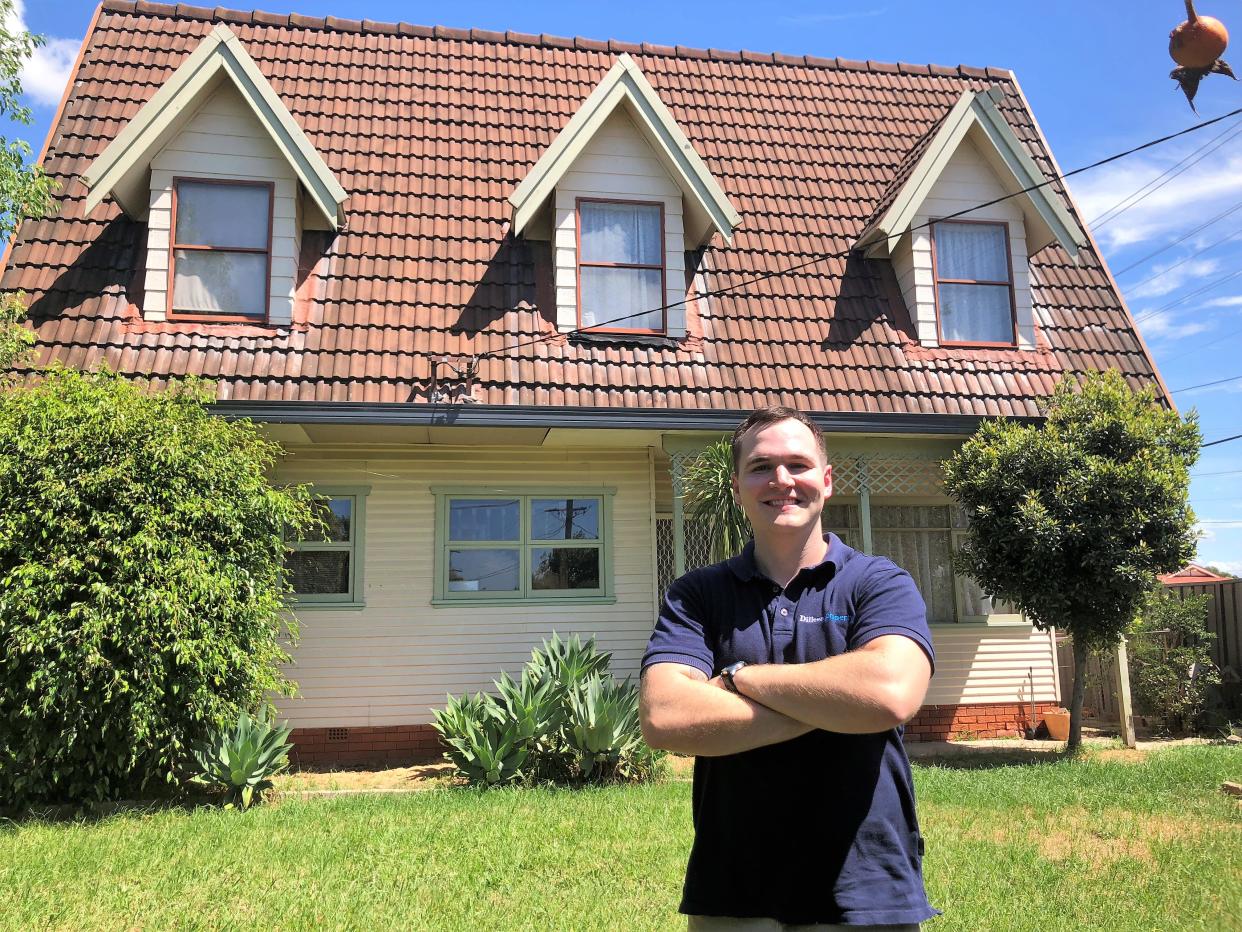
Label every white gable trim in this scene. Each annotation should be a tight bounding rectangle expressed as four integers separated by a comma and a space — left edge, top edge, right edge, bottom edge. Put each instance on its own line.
509, 53, 740, 244
858, 88, 1084, 260
82, 24, 347, 229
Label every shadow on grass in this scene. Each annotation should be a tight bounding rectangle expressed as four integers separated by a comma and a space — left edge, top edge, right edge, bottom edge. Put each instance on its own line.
0, 792, 223, 827
911, 746, 1079, 770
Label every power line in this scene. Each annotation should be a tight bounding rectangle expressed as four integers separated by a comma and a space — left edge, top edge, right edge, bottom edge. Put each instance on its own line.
1090, 116, 1242, 229
1113, 196, 1242, 277
1192, 468, 1242, 476
1158, 325, 1242, 365
1202, 433, 1242, 448
1171, 374, 1242, 393
1134, 267, 1242, 325
474, 105, 1242, 363
1121, 224, 1242, 293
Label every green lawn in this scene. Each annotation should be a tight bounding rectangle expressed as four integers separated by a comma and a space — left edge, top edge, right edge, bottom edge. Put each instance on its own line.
2, 746, 1239, 931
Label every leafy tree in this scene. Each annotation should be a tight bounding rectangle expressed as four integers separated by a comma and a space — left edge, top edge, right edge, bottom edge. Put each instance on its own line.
1129, 588, 1219, 735
682, 438, 751, 562
0, 0, 59, 373
943, 370, 1200, 749
0, 366, 317, 806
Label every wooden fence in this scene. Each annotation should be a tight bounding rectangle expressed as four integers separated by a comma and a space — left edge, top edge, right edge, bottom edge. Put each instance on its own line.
1056, 579, 1242, 726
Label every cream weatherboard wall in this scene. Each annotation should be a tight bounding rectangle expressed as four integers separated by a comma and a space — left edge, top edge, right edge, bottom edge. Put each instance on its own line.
893, 137, 1036, 349
142, 83, 300, 324
553, 109, 688, 336
271, 445, 657, 730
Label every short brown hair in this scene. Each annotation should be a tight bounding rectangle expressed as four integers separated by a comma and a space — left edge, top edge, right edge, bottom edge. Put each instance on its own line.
730, 406, 824, 472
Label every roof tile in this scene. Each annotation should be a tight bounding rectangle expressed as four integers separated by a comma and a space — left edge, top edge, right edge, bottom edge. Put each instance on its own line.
7, 2, 1162, 416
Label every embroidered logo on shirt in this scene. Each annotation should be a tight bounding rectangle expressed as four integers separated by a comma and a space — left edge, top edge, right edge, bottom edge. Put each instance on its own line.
799, 613, 850, 624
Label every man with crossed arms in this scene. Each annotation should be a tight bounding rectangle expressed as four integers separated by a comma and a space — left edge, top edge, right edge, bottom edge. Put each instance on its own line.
640, 406, 940, 930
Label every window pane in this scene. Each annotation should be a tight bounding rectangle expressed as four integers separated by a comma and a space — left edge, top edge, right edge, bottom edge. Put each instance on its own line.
172, 250, 267, 316
872, 528, 956, 624
935, 222, 1008, 281
449, 549, 520, 591
531, 498, 599, 540
580, 266, 663, 330
531, 547, 601, 590
287, 550, 350, 595
939, 284, 1013, 343
176, 181, 270, 249
449, 499, 520, 541
957, 573, 1018, 617
579, 202, 662, 264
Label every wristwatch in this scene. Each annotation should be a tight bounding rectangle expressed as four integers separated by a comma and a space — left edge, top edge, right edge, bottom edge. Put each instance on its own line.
720, 661, 748, 694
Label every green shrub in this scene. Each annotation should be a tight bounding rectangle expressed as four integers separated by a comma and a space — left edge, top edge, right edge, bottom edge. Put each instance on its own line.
0, 366, 316, 807
682, 438, 750, 561
189, 708, 294, 809
1129, 589, 1220, 735
432, 633, 664, 787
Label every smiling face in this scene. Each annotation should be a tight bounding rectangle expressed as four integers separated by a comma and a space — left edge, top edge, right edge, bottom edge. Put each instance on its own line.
731, 417, 833, 537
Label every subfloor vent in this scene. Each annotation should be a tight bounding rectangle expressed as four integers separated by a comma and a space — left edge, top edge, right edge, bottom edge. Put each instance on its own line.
326, 727, 349, 742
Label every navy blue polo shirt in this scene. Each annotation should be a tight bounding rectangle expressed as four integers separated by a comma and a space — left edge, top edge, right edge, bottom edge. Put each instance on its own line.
642, 533, 941, 927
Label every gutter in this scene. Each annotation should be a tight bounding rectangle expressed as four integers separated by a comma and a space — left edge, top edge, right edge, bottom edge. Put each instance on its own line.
209, 401, 1038, 435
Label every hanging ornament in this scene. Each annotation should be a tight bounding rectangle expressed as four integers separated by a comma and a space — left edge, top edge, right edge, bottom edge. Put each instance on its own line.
1170, 0, 1236, 110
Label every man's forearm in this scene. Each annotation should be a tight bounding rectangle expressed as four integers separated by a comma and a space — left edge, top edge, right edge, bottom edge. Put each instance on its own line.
731, 644, 927, 735
640, 668, 813, 756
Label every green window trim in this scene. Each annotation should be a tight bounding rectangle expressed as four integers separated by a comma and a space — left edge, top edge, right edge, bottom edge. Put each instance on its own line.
432, 486, 616, 604
286, 484, 370, 610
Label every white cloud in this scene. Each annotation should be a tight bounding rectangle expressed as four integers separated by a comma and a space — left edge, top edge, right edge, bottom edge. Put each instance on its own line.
1067, 133, 1242, 252
1199, 520, 1242, 530
1206, 559, 1242, 577
1127, 257, 1220, 300
2, 0, 77, 108
1138, 313, 1213, 342
1202, 295, 1242, 308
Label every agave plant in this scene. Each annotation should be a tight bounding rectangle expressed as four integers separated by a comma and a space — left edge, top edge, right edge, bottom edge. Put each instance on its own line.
682, 438, 751, 561
432, 692, 529, 786
526, 632, 612, 694
189, 708, 294, 810
564, 675, 642, 778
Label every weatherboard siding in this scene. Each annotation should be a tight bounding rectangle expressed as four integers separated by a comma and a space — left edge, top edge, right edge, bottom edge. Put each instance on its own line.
554, 109, 688, 335
271, 446, 656, 729
903, 137, 1036, 349
144, 83, 300, 324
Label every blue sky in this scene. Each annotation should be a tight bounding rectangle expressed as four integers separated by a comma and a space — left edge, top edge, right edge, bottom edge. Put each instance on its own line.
11, 0, 1242, 573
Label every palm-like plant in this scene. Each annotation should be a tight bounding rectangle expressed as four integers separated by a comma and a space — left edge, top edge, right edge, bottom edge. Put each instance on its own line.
682, 438, 751, 561
564, 675, 642, 778
189, 708, 294, 809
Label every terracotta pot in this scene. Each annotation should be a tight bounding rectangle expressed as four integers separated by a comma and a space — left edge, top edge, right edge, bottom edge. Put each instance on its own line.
1043, 709, 1071, 742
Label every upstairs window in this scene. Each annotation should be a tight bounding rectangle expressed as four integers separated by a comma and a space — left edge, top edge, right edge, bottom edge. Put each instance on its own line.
170, 179, 272, 320
931, 220, 1016, 345
577, 199, 665, 333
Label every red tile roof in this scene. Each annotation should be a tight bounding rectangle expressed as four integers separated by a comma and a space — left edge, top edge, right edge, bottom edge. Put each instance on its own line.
1159, 563, 1236, 585
1, 0, 1167, 416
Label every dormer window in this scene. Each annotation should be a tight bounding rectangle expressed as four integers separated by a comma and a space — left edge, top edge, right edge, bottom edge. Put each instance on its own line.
931, 220, 1016, 346
170, 179, 273, 321
577, 199, 666, 333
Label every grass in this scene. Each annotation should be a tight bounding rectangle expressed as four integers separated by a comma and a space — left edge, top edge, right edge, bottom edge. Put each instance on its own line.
1, 746, 1238, 931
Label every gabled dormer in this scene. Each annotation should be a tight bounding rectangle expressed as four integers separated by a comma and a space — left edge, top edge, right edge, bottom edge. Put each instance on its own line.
858, 88, 1086, 349
81, 25, 347, 325
509, 54, 740, 338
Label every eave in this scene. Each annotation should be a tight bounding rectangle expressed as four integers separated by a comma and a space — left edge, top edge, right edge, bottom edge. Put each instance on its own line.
508, 52, 741, 245
857, 87, 1086, 260
81, 24, 347, 229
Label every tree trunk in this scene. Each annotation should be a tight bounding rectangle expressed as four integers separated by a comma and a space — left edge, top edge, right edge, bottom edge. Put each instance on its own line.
1069, 636, 1089, 751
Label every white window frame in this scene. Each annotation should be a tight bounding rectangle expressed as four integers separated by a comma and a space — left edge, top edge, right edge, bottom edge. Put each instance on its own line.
285, 485, 369, 611
431, 487, 616, 606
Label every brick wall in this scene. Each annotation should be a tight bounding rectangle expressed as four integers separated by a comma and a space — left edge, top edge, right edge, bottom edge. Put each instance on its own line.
290, 725, 444, 766
903, 701, 1063, 741
290, 701, 1066, 766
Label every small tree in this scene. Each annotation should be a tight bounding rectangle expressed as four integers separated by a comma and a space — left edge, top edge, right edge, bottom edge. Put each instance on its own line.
682, 439, 751, 562
0, 0, 59, 374
943, 370, 1200, 749
0, 366, 317, 806
1130, 588, 1219, 735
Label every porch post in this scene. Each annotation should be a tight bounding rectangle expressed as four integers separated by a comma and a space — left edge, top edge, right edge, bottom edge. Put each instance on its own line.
858, 456, 873, 554
671, 453, 687, 579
